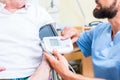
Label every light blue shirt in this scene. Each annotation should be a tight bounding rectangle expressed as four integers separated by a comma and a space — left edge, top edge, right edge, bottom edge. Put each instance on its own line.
76, 22, 120, 80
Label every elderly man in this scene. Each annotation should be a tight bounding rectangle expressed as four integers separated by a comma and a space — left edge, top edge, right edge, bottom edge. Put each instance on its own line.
0, 0, 54, 80
45, 0, 120, 80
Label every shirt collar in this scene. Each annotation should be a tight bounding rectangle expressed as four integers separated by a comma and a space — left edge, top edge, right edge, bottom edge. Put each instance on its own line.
113, 31, 120, 44
0, 3, 31, 14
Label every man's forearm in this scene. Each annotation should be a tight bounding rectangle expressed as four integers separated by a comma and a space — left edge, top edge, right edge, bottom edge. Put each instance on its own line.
29, 56, 51, 80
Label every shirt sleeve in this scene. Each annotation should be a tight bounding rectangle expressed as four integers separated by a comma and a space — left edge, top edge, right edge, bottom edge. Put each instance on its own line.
76, 29, 94, 57
37, 6, 55, 26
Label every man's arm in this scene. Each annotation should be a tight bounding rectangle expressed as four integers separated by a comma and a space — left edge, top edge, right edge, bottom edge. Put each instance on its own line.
0, 67, 6, 72
29, 55, 51, 80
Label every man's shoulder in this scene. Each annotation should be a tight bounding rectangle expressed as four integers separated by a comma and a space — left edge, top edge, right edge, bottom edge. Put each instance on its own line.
88, 22, 111, 38
94, 22, 111, 32
26, 3, 46, 11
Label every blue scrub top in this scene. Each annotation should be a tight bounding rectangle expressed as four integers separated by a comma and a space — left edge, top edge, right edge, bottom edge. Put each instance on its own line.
76, 22, 120, 80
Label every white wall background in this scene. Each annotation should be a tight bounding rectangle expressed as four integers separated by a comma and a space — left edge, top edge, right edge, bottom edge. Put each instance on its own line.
30, 0, 107, 27
39, 0, 60, 25
59, 0, 106, 26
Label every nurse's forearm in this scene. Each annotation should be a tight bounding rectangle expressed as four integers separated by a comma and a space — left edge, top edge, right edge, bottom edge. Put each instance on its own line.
62, 70, 105, 80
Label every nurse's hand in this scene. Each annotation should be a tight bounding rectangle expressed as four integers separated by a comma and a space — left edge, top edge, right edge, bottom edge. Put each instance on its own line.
0, 67, 6, 72
61, 27, 80, 43
44, 50, 71, 79
44, 50, 105, 80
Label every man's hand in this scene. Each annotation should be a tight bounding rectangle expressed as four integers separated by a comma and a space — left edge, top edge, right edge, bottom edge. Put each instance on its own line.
0, 67, 6, 72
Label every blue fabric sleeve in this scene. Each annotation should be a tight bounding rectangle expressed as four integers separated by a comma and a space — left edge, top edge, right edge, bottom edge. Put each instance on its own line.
76, 29, 93, 57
